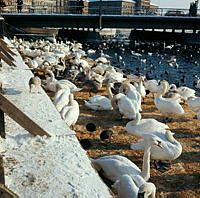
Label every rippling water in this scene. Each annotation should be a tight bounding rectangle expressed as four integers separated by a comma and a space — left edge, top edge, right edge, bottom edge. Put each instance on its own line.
85, 39, 200, 95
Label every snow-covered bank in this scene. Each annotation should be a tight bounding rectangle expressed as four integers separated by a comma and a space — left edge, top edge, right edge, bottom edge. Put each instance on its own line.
0, 37, 112, 197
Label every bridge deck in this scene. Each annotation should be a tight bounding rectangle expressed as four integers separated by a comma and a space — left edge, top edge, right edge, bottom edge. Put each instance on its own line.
1, 14, 200, 30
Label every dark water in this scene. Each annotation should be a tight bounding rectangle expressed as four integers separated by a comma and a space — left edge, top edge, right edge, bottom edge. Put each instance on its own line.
84, 39, 200, 95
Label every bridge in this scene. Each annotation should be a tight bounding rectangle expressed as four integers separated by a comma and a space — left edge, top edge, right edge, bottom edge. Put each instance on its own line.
1, 13, 200, 32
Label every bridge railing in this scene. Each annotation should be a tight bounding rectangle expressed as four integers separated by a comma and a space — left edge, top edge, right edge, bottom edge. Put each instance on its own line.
0, 5, 200, 16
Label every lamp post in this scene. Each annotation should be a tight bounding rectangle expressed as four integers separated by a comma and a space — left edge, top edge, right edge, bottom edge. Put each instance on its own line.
99, 0, 102, 30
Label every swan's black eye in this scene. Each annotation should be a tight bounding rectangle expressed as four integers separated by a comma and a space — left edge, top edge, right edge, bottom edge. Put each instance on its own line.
158, 140, 162, 144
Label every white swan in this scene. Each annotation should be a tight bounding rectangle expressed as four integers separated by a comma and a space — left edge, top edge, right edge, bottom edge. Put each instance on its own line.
154, 80, 185, 120
91, 135, 160, 197
143, 79, 161, 96
53, 84, 70, 113
134, 76, 146, 99
84, 95, 113, 111
130, 130, 182, 162
112, 174, 156, 198
84, 83, 114, 111
112, 174, 139, 198
111, 93, 137, 119
60, 93, 80, 128
194, 79, 200, 89
126, 112, 169, 137
169, 84, 196, 101
187, 96, 200, 118
43, 69, 82, 92
119, 82, 141, 113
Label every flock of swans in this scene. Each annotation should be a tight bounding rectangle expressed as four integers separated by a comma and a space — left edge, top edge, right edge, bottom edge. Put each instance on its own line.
9, 36, 200, 197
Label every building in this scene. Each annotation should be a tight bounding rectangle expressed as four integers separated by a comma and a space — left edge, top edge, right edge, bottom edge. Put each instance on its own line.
66, 0, 89, 14
135, 0, 150, 9
88, 0, 136, 15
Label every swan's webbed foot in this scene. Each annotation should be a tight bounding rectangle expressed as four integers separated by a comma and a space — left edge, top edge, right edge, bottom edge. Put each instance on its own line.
154, 160, 171, 172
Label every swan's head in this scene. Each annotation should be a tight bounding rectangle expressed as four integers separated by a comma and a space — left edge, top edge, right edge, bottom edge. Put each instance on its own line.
139, 182, 156, 198
143, 134, 163, 148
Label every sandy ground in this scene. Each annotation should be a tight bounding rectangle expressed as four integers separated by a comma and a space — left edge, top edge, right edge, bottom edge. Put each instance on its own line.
63, 84, 200, 198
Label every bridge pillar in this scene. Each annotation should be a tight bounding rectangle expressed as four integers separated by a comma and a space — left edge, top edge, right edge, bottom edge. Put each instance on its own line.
0, 16, 4, 38
193, 29, 197, 34
58, 29, 101, 43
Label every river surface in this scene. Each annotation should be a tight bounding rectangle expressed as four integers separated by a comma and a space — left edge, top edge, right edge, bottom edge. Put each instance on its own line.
84, 38, 200, 95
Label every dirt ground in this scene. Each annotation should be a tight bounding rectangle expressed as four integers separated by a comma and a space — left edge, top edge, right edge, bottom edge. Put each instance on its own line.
69, 84, 200, 198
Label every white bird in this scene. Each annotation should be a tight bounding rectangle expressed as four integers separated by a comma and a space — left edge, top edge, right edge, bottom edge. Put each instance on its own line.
111, 93, 137, 119
193, 79, 200, 89
119, 82, 141, 113
91, 135, 160, 197
60, 93, 79, 128
187, 96, 200, 115
126, 112, 169, 137
130, 130, 182, 163
84, 95, 113, 111
43, 69, 82, 92
112, 174, 155, 198
143, 79, 161, 96
154, 80, 185, 121
169, 84, 196, 102
53, 84, 70, 112
112, 175, 139, 198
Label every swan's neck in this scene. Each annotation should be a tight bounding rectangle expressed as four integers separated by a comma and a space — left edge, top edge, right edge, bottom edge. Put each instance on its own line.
141, 145, 151, 181
156, 82, 168, 99
131, 113, 141, 126
107, 83, 113, 100
46, 70, 55, 83
166, 132, 181, 147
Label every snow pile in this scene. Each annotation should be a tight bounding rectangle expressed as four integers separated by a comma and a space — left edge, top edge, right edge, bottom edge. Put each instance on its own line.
0, 37, 112, 197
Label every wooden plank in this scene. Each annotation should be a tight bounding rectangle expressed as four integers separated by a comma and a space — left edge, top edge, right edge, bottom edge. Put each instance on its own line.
0, 110, 5, 139
0, 47, 15, 62
0, 184, 19, 198
0, 52, 16, 67
0, 39, 17, 56
0, 156, 4, 185
0, 93, 51, 137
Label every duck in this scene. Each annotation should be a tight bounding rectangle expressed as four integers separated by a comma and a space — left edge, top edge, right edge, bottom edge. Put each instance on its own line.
91, 135, 160, 197
130, 130, 182, 172
111, 93, 137, 120
126, 112, 169, 137
119, 82, 141, 113
53, 84, 71, 112
154, 80, 185, 121
60, 93, 80, 128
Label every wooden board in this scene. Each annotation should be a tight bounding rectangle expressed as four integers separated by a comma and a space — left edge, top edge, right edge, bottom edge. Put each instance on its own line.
0, 93, 51, 137
0, 184, 19, 198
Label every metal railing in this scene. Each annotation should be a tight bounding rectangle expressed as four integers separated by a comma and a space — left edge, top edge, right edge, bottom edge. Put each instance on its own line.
0, 5, 200, 16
